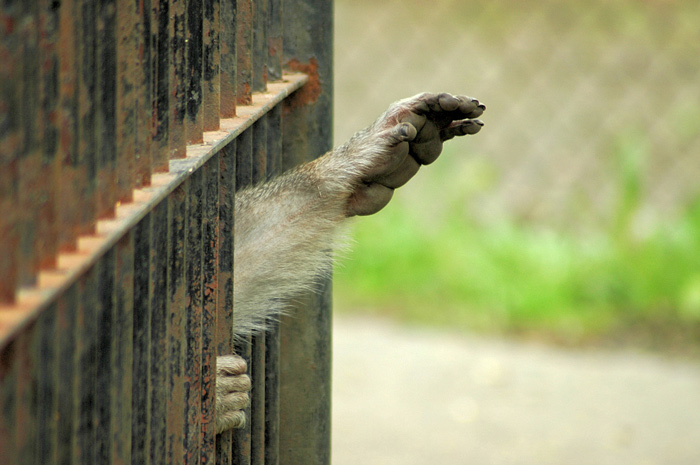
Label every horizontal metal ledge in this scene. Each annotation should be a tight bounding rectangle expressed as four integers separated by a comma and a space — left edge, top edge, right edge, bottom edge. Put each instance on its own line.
0, 73, 309, 348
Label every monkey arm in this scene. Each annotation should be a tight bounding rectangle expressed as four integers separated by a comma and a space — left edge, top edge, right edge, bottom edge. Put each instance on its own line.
231, 92, 485, 336
216, 93, 484, 434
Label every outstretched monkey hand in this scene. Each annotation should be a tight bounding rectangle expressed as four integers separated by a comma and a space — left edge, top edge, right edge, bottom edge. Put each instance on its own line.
339, 92, 485, 216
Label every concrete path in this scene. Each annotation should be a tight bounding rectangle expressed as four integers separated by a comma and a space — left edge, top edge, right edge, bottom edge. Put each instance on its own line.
332, 316, 700, 465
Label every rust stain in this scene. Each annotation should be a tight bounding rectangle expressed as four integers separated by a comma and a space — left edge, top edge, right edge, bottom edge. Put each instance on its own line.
236, 83, 253, 106
283, 58, 321, 114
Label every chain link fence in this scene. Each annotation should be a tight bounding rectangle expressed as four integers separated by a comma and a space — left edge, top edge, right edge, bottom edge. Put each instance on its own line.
334, 0, 700, 231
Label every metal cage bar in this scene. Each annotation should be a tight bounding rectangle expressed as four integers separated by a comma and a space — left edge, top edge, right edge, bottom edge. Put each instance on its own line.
0, 0, 334, 463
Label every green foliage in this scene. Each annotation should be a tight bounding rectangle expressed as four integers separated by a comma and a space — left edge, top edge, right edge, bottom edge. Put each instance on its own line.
334, 139, 700, 345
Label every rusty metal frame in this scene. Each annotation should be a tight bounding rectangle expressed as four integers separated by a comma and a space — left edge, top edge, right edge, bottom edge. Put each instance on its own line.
0, 0, 334, 463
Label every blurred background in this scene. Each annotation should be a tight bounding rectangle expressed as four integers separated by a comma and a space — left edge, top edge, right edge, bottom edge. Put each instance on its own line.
332, 0, 700, 351
330, 1, 700, 463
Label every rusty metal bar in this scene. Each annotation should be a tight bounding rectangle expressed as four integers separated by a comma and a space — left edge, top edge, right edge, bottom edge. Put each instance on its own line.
55, 0, 81, 253
77, 0, 98, 235
56, 285, 77, 464
170, 0, 188, 159
220, 0, 237, 118
116, 0, 138, 202
95, 248, 116, 463
266, 0, 283, 82
167, 185, 187, 464
203, 0, 221, 131
252, 0, 268, 92
134, 0, 154, 187
132, 214, 153, 464
76, 265, 98, 463
95, 0, 118, 218
216, 140, 237, 464
201, 154, 221, 465
187, 0, 204, 144
37, 0, 60, 270
236, 0, 253, 105
115, 231, 135, 464
233, 125, 253, 465
150, 200, 170, 464
17, 0, 40, 288
250, 119, 268, 465
153, 0, 172, 172
0, 0, 21, 303
279, 1, 334, 464
184, 170, 204, 465
264, 104, 283, 465
34, 303, 58, 464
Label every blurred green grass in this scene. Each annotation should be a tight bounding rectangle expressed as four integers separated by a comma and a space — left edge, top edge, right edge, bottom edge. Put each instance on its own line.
334, 139, 700, 349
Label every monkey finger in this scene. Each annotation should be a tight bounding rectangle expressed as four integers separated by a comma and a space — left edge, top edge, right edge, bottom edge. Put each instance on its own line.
454, 96, 486, 120
216, 409, 247, 433
217, 354, 248, 375
440, 119, 484, 141
410, 122, 444, 165
376, 156, 420, 189
347, 183, 394, 217
218, 373, 252, 393
220, 391, 250, 411
385, 122, 417, 145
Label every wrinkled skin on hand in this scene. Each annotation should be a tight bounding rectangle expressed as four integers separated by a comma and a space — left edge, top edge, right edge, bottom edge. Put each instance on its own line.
346, 92, 485, 217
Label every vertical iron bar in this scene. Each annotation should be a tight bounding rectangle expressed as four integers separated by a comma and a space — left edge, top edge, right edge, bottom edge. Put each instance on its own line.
216, 141, 237, 465
95, 249, 117, 464
168, 185, 187, 464
0, 0, 20, 302
95, 0, 118, 219
249, 120, 268, 465
0, 341, 17, 464
15, 329, 35, 465
252, 0, 267, 92
279, 1, 334, 464
115, 231, 135, 464
153, 0, 171, 172
264, 105, 283, 465
203, 0, 221, 130
201, 156, 221, 465
37, 0, 60, 269
78, 0, 97, 234
17, 0, 40, 287
135, 0, 154, 187
35, 304, 58, 464
0, 344, 13, 462
170, 0, 188, 159
184, 172, 203, 465
150, 201, 170, 465
232, 128, 253, 465
236, 0, 252, 105
266, 0, 282, 82
132, 214, 153, 465
55, 0, 81, 252
76, 267, 99, 464
220, 0, 237, 117
116, 0, 137, 202
56, 285, 77, 465
186, 0, 204, 143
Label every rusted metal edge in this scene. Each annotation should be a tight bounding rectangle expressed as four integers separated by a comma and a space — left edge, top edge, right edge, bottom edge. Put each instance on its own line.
0, 72, 309, 350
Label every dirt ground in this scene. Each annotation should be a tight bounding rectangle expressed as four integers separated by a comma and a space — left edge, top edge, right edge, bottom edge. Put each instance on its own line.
331, 315, 700, 465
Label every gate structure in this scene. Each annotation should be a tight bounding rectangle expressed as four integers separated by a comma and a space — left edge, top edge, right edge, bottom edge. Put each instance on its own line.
0, 0, 333, 464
